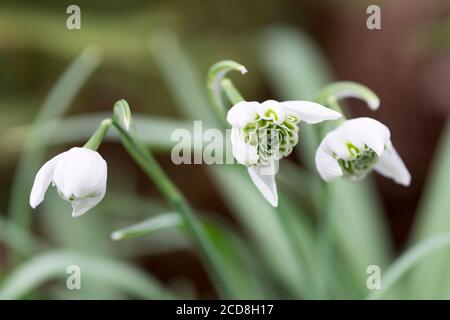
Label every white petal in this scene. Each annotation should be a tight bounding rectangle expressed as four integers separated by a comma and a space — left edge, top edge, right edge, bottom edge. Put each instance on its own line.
247, 164, 278, 207
54, 147, 107, 201
322, 128, 360, 160
29, 152, 65, 209
326, 117, 390, 159
315, 145, 343, 181
374, 143, 411, 186
349, 118, 390, 157
230, 128, 259, 166
256, 100, 285, 124
71, 191, 106, 217
279, 101, 341, 124
226, 101, 258, 128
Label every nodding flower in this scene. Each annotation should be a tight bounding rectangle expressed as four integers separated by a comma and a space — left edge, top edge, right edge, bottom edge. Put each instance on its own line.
315, 117, 411, 186
227, 99, 341, 207
30, 147, 107, 217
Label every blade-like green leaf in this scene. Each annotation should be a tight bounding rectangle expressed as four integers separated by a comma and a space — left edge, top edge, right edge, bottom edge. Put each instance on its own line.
0, 250, 173, 299
112, 212, 265, 299
369, 233, 450, 300
408, 119, 450, 298
112, 212, 182, 240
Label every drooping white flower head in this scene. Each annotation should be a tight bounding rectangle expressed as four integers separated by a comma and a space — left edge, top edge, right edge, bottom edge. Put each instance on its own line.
30, 147, 107, 217
227, 100, 341, 207
315, 117, 411, 186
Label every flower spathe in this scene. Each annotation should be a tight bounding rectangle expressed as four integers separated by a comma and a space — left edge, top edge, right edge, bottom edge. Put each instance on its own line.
227, 100, 342, 207
315, 117, 411, 186
30, 147, 107, 217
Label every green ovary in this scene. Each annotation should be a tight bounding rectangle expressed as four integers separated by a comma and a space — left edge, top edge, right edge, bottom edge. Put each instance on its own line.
337, 145, 379, 180
243, 115, 299, 166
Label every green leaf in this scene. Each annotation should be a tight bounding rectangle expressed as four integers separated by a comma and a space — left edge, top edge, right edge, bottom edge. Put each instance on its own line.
408, 119, 450, 298
112, 212, 265, 298
112, 212, 182, 240
206, 60, 247, 120
0, 250, 173, 299
368, 233, 450, 300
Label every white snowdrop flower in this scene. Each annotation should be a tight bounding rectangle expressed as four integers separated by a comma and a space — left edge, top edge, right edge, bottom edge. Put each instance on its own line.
30, 147, 107, 217
315, 117, 411, 186
227, 100, 342, 207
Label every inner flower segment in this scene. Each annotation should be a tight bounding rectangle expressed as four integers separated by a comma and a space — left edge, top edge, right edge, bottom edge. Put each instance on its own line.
337, 144, 379, 180
243, 114, 299, 166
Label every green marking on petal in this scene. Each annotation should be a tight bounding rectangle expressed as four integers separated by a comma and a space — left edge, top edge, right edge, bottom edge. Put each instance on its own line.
337, 146, 379, 180
346, 142, 360, 158
264, 108, 279, 122
242, 114, 299, 166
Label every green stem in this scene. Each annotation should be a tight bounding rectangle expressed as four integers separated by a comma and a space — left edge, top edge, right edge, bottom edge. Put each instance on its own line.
368, 233, 450, 300
111, 119, 233, 298
206, 60, 247, 122
220, 79, 244, 105
83, 118, 112, 150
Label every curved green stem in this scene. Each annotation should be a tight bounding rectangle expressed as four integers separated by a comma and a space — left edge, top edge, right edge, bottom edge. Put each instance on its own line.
206, 60, 247, 121
368, 233, 450, 300
315, 81, 380, 111
221, 79, 244, 105
83, 118, 112, 150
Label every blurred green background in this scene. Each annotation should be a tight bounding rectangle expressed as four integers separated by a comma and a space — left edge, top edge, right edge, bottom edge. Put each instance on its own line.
1, 0, 450, 299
